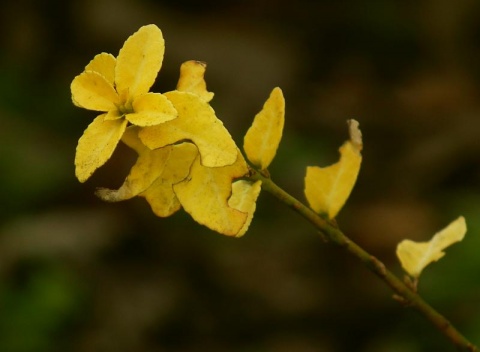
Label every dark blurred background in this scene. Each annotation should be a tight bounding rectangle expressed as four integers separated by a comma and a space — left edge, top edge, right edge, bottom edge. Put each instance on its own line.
1, 0, 480, 351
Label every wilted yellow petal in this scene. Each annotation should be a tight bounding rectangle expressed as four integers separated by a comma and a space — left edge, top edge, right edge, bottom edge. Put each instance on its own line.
176, 60, 214, 102
85, 53, 116, 86
126, 93, 177, 126
244, 87, 285, 170
139, 90, 237, 167
396, 216, 467, 278
304, 140, 362, 219
228, 180, 262, 237
347, 119, 363, 151
75, 115, 128, 183
96, 127, 197, 203
139, 142, 198, 217
173, 151, 250, 236
141, 182, 182, 217
115, 24, 165, 98
71, 71, 120, 111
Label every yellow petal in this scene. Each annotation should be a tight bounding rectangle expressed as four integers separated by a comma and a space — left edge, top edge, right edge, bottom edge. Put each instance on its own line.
75, 115, 128, 182
85, 53, 116, 85
71, 71, 120, 111
96, 127, 197, 207
103, 109, 123, 121
120, 125, 148, 152
139, 90, 238, 167
304, 140, 362, 219
141, 182, 182, 217
228, 180, 262, 237
126, 93, 177, 126
140, 143, 197, 217
243, 87, 285, 170
173, 151, 250, 236
396, 217, 467, 278
176, 60, 214, 102
115, 24, 165, 98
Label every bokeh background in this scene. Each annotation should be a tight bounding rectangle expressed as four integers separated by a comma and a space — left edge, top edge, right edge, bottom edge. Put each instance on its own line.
1, 0, 480, 351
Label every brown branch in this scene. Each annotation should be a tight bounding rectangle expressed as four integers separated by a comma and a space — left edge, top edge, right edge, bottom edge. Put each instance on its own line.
249, 169, 478, 352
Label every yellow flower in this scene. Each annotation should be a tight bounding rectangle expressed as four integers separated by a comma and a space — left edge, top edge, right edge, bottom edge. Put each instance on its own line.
71, 24, 177, 182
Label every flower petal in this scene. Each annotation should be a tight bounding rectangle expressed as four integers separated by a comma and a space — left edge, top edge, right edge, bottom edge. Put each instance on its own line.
96, 127, 197, 203
173, 150, 249, 236
304, 140, 362, 219
103, 109, 122, 121
115, 24, 165, 98
75, 115, 128, 182
228, 180, 262, 237
139, 91, 238, 167
396, 217, 466, 278
142, 183, 182, 217
71, 71, 120, 111
140, 143, 198, 217
244, 87, 285, 170
85, 53, 116, 85
126, 93, 177, 126
177, 60, 214, 102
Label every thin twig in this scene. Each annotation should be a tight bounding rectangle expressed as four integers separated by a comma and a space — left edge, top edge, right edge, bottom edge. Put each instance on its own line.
249, 169, 478, 352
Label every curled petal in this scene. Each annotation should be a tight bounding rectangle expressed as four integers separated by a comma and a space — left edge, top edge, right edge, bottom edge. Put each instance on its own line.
177, 60, 214, 102
304, 140, 362, 219
140, 143, 198, 217
115, 24, 165, 98
139, 91, 237, 167
96, 127, 197, 202
141, 183, 182, 217
244, 87, 285, 170
127, 93, 177, 126
71, 71, 120, 111
85, 53, 116, 86
173, 151, 249, 236
396, 216, 466, 278
75, 115, 128, 182
228, 180, 262, 237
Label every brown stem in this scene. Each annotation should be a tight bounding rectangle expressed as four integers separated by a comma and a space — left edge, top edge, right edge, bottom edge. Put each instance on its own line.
250, 169, 478, 352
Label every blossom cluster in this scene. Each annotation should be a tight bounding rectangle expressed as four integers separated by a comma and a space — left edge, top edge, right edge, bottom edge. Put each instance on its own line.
72, 24, 261, 236
72, 24, 362, 238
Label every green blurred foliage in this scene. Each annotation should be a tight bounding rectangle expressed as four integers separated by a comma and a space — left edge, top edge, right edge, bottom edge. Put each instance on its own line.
0, 260, 86, 352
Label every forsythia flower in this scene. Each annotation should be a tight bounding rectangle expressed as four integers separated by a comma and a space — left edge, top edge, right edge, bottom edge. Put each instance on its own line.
71, 24, 177, 182
72, 25, 264, 236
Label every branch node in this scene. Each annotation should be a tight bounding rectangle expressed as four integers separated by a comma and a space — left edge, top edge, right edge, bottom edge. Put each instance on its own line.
392, 294, 412, 307
403, 275, 418, 293
370, 255, 386, 277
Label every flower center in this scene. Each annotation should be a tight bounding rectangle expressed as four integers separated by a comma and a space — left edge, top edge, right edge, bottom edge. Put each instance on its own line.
117, 100, 134, 116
